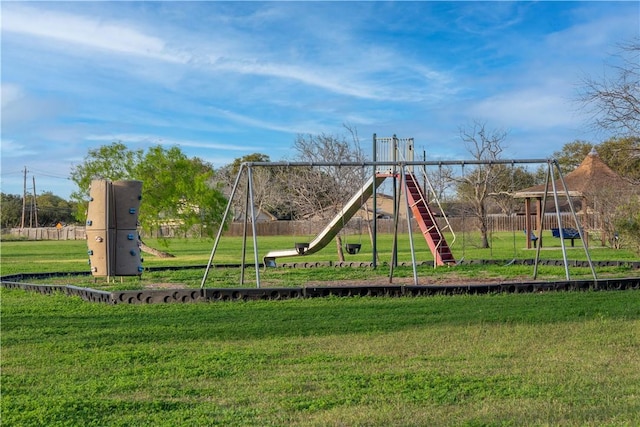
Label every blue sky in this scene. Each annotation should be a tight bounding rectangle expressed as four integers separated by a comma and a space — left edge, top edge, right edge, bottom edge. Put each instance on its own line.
1, 1, 638, 198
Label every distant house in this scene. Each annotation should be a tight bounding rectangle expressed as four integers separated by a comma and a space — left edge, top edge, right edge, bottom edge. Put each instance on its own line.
361, 193, 406, 220
361, 191, 446, 220
233, 206, 278, 223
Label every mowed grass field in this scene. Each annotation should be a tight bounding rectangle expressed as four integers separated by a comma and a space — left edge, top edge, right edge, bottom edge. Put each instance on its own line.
2, 234, 640, 425
2, 288, 640, 426
1, 232, 639, 289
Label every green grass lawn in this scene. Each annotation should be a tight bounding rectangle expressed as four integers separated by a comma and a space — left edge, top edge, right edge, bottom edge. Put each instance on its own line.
2, 234, 640, 425
2, 288, 640, 426
1, 233, 638, 290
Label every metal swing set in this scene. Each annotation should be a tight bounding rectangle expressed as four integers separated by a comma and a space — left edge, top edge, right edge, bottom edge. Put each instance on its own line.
201, 135, 596, 289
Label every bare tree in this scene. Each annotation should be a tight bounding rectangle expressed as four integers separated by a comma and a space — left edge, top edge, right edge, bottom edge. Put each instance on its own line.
578, 39, 640, 136
456, 121, 509, 248
286, 128, 369, 261
491, 165, 536, 215
217, 153, 292, 222
423, 163, 455, 203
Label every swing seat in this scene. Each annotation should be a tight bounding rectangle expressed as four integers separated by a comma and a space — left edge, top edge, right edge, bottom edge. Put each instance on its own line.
295, 242, 309, 255
345, 243, 361, 255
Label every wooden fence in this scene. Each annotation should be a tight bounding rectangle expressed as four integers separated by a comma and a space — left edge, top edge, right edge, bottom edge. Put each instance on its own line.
3, 213, 586, 240
223, 213, 583, 237
4, 226, 87, 241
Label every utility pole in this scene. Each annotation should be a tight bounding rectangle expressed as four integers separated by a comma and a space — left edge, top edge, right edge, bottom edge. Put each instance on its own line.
21, 166, 27, 228
32, 175, 38, 228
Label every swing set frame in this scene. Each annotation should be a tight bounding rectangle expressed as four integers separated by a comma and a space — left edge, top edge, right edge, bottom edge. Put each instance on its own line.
201, 154, 597, 289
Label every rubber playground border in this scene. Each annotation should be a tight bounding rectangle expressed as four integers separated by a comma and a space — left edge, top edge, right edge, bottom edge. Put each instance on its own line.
2, 260, 639, 305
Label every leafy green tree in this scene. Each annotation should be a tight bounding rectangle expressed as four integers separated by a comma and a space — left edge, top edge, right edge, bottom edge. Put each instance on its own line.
35, 192, 76, 226
597, 136, 640, 184
70, 142, 227, 244
70, 142, 143, 220
552, 140, 593, 174
490, 165, 537, 215
552, 137, 640, 182
134, 145, 227, 238
614, 195, 640, 255
227, 153, 271, 176
1, 193, 23, 228
550, 137, 639, 249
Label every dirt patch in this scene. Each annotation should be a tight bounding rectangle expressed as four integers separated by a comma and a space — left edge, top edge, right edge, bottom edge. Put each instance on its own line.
304, 275, 517, 287
144, 283, 187, 289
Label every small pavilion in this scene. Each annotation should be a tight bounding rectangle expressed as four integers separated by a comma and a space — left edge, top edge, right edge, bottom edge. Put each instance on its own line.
513, 148, 634, 248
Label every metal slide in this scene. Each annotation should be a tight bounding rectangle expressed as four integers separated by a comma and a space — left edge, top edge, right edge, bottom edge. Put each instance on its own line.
263, 175, 386, 267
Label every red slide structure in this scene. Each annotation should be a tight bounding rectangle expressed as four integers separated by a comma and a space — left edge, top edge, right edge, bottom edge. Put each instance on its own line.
403, 173, 455, 266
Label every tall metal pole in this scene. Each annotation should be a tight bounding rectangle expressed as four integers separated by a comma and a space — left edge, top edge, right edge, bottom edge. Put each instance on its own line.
32, 176, 38, 228
247, 166, 262, 288
240, 175, 250, 285
392, 135, 398, 267
21, 166, 27, 229
372, 133, 378, 269
422, 149, 427, 197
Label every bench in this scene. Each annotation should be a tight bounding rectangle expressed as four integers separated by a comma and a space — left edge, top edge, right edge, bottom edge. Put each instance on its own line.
551, 228, 581, 247
523, 230, 538, 248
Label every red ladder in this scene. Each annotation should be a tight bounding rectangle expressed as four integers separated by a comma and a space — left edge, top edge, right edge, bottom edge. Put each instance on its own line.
404, 173, 455, 266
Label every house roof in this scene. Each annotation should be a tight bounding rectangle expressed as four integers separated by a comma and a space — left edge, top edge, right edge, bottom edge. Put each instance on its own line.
514, 148, 632, 198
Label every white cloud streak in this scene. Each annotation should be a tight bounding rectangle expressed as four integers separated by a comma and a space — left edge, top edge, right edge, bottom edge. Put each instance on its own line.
84, 134, 258, 152
2, 5, 189, 63
467, 84, 589, 133
0, 139, 40, 158
1, 4, 451, 103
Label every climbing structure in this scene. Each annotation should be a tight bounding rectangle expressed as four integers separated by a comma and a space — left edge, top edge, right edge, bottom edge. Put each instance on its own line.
375, 134, 455, 266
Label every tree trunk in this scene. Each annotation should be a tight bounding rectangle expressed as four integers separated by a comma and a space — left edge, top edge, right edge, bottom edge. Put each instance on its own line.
480, 221, 490, 249
336, 235, 345, 262
139, 240, 175, 258
479, 203, 490, 249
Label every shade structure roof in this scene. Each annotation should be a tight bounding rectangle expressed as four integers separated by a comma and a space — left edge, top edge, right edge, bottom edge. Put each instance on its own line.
513, 148, 632, 198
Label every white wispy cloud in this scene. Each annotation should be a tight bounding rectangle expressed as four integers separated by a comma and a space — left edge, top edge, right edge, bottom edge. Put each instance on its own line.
0, 139, 40, 158
84, 134, 258, 152
1, 4, 452, 103
1, 83, 23, 108
1, 5, 189, 63
468, 88, 580, 130
1, 83, 68, 129
546, 6, 639, 53
207, 107, 327, 135
454, 2, 530, 35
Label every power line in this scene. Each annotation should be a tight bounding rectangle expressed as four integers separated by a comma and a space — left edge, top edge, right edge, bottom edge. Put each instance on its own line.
26, 168, 70, 180
0, 169, 27, 176
1, 167, 69, 180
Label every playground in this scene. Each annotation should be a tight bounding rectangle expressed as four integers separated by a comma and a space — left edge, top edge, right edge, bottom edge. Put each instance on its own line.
2, 136, 638, 300
202, 136, 623, 290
